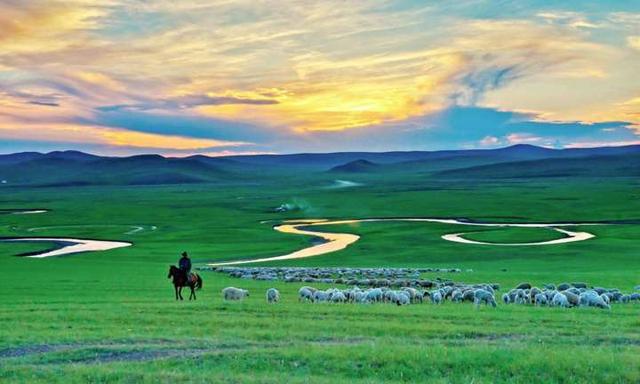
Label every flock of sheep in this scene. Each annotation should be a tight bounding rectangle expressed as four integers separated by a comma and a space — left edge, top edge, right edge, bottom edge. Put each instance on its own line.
501, 282, 640, 309
221, 281, 640, 310
204, 266, 464, 287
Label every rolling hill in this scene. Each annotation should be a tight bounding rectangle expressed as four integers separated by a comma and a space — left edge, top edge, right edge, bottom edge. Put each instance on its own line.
436, 153, 640, 179
1, 144, 639, 186
329, 159, 381, 173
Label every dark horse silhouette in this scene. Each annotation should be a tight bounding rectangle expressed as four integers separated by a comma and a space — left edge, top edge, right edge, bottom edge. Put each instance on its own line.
168, 265, 203, 300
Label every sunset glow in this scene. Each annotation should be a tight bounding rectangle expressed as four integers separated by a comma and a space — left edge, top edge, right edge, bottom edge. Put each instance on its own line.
1, 1, 639, 155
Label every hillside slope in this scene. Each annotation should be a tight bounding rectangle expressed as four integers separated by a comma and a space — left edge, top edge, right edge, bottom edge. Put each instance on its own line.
436, 153, 640, 179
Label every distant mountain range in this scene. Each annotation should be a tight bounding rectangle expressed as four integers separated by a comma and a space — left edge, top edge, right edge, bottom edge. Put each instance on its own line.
1, 144, 639, 186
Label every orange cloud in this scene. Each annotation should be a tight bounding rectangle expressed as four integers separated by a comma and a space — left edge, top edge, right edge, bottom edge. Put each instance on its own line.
0, 123, 249, 150
0, 1, 638, 152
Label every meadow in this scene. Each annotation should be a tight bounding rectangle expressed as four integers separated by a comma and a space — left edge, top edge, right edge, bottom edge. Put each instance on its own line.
1, 173, 639, 383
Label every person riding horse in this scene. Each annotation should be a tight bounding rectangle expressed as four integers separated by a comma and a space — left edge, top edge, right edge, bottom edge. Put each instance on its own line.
178, 251, 192, 282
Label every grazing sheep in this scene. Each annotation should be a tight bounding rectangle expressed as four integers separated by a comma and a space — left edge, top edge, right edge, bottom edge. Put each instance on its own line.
298, 287, 314, 302
529, 287, 542, 304
473, 289, 497, 308
572, 282, 588, 289
552, 292, 570, 308
325, 288, 339, 299
514, 289, 527, 305
608, 292, 621, 302
365, 288, 383, 303
462, 289, 476, 302
313, 290, 329, 303
222, 287, 249, 301
383, 290, 397, 303
395, 292, 411, 306
431, 290, 443, 304
545, 290, 558, 302
266, 288, 280, 303
300, 286, 318, 294
331, 291, 347, 303
557, 283, 571, 291
502, 293, 511, 304
534, 293, 548, 306
563, 291, 580, 307
451, 289, 463, 303
401, 287, 420, 303
579, 291, 610, 310
565, 287, 580, 295
516, 282, 532, 290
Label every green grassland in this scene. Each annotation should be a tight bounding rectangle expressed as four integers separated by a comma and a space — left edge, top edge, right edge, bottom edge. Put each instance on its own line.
459, 227, 565, 244
1, 174, 639, 383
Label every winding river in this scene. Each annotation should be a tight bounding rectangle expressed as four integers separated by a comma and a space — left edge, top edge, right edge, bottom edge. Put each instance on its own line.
1, 210, 135, 257
1, 209, 600, 261
1, 237, 132, 258
207, 218, 599, 266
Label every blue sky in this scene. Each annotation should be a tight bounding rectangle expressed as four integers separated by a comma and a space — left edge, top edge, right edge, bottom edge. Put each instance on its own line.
0, 1, 638, 155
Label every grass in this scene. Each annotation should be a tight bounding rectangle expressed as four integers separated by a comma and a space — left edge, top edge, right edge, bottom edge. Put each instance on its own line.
459, 226, 565, 243
0, 175, 639, 383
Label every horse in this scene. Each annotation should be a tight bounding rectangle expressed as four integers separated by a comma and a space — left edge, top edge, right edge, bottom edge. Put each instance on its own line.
168, 265, 203, 300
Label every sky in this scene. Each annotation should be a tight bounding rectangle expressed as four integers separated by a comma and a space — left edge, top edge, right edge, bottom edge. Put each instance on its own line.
1, 1, 639, 156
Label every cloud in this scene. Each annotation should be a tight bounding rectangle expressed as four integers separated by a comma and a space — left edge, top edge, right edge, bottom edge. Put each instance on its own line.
537, 11, 601, 29
276, 106, 638, 152
0, 122, 251, 151
0, 1, 639, 154
85, 109, 275, 143
28, 100, 60, 107
479, 136, 499, 146
98, 94, 278, 112
506, 133, 545, 145
628, 36, 640, 50
564, 140, 640, 148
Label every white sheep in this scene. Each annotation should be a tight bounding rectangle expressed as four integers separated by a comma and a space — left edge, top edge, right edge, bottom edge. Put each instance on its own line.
395, 292, 410, 306
451, 289, 463, 303
431, 290, 443, 304
579, 291, 610, 310
365, 288, 383, 303
222, 287, 249, 301
473, 289, 497, 308
384, 290, 398, 303
266, 288, 280, 303
331, 291, 347, 303
401, 287, 419, 303
298, 287, 314, 302
534, 293, 548, 306
514, 289, 527, 305
545, 290, 558, 302
552, 292, 570, 308
313, 290, 329, 303
300, 286, 318, 294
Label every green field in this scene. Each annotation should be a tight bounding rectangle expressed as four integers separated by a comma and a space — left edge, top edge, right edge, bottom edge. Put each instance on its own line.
1, 174, 639, 383
458, 227, 566, 244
